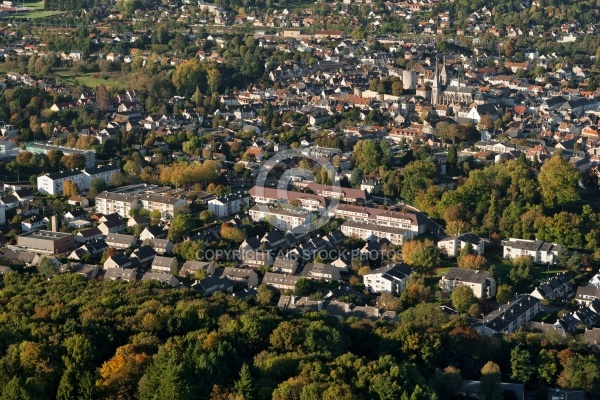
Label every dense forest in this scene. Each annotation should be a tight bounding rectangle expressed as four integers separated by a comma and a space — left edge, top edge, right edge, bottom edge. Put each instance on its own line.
0, 273, 595, 399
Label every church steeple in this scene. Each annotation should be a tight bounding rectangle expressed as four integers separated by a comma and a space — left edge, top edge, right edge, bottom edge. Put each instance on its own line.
440, 55, 448, 86
431, 58, 440, 106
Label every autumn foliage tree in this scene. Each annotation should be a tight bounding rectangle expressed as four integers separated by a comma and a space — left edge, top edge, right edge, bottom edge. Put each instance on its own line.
97, 344, 151, 400
458, 254, 488, 270
402, 239, 441, 276
63, 180, 80, 196
220, 223, 246, 243
61, 154, 86, 169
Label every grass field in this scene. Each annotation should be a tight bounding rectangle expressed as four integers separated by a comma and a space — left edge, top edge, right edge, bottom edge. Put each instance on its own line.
57, 72, 127, 90
0, 1, 65, 20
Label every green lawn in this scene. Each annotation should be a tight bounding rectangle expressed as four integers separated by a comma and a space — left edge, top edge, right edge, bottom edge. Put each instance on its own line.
57, 72, 126, 90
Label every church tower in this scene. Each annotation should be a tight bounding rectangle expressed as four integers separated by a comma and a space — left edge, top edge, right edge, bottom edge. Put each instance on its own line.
431, 60, 440, 106
440, 55, 448, 86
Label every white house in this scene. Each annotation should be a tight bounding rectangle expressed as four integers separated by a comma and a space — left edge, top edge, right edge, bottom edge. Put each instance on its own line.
37, 170, 85, 195
438, 233, 485, 257
478, 295, 542, 336
503, 238, 561, 264
208, 192, 249, 217
439, 268, 497, 298
363, 263, 412, 294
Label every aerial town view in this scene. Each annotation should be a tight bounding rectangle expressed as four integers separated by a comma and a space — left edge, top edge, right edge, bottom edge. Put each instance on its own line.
0, 0, 598, 398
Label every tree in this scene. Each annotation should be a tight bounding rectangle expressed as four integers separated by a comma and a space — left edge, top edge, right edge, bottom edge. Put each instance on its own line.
510, 347, 535, 384
458, 254, 488, 270
496, 284, 512, 304
89, 177, 107, 196
256, 284, 274, 305
295, 278, 313, 296
168, 212, 195, 242
401, 160, 437, 204
63, 180, 80, 196
538, 154, 580, 209
96, 84, 109, 112
37, 257, 58, 278
123, 160, 141, 176
431, 366, 461, 399
149, 210, 162, 225
353, 140, 382, 174
96, 344, 151, 400
446, 144, 458, 167
451, 285, 477, 314
207, 68, 222, 94
220, 223, 246, 243
538, 349, 558, 385
61, 154, 86, 169
479, 361, 502, 400
172, 59, 204, 97
234, 364, 256, 400
402, 239, 441, 276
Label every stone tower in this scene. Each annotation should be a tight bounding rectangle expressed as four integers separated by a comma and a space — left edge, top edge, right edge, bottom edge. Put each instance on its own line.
431, 60, 440, 106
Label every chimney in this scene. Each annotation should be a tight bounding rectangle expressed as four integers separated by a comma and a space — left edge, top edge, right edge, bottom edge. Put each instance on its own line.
51, 215, 58, 232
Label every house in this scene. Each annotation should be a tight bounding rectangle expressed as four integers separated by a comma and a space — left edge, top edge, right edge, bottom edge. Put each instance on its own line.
530, 273, 572, 300
98, 219, 125, 235
478, 295, 542, 336
574, 286, 600, 305
2, 249, 37, 266
21, 215, 49, 232
438, 233, 485, 257
503, 238, 561, 264
141, 272, 180, 287
68, 195, 89, 207
130, 245, 156, 266
140, 225, 167, 241
208, 192, 249, 217
13, 188, 34, 203
75, 227, 103, 243
150, 239, 174, 255
263, 272, 301, 291
180, 261, 215, 278
0, 194, 19, 208
301, 263, 340, 282
151, 256, 178, 274
241, 250, 274, 268
104, 267, 136, 282
272, 257, 298, 274
65, 209, 88, 222
221, 267, 259, 288
105, 233, 137, 249
192, 276, 234, 296
363, 263, 412, 294
104, 253, 133, 269
439, 268, 497, 298
127, 215, 149, 228
69, 263, 99, 280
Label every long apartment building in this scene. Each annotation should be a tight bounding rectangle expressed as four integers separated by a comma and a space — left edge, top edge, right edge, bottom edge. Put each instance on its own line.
27, 142, 96, 168
334, 204, 427, 238
341, 220, 408, 245
249, 205, 315, 231
37, 165, 119, 195
96, 192, 141, 218
248, 186, 326, 211
96, 191, 188, 219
